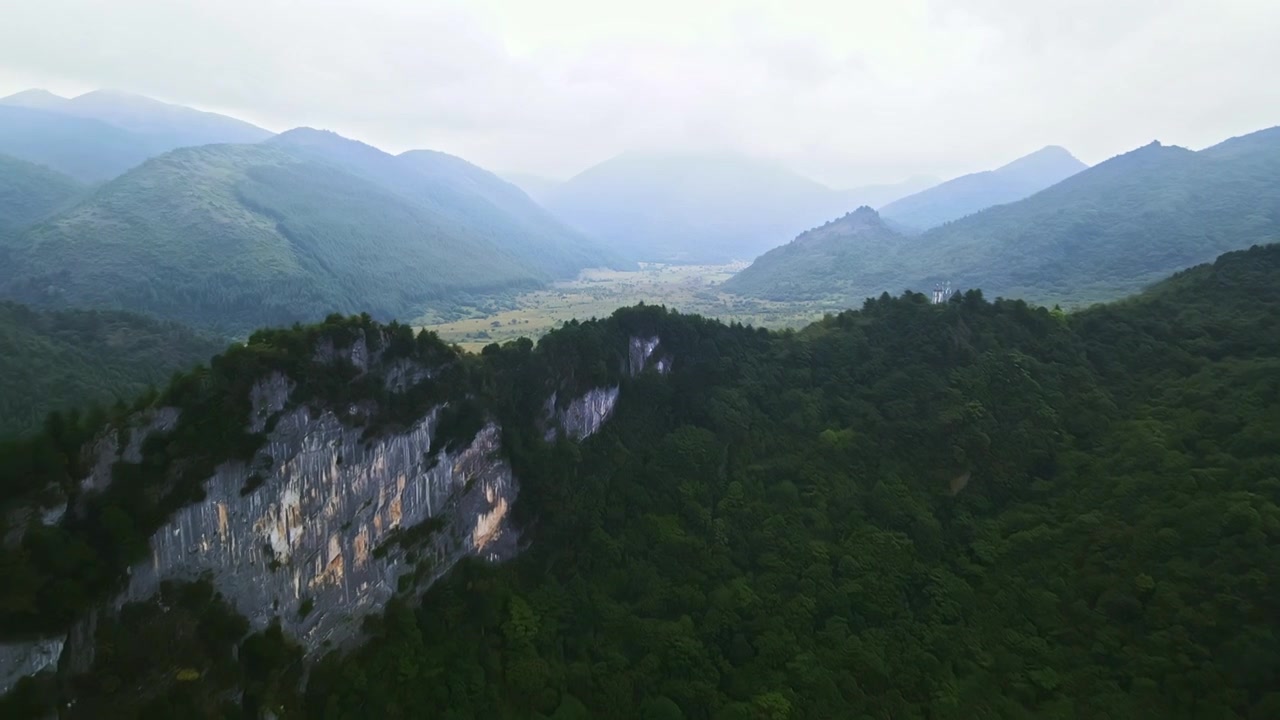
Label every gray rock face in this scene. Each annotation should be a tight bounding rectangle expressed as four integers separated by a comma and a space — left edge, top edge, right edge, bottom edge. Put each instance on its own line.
384, 359, 435, 394
559, 387, 622, 441
124, 404, 518, 654
0, 333, 674, 695
0, 637, 62, 696
628, 335, 663, 375
248, 373, 294, 434
546, 335, 669, 441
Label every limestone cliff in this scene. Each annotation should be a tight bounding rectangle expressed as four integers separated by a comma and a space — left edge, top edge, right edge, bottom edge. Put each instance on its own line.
123, 406, 518, 654
0, 328, 672, 697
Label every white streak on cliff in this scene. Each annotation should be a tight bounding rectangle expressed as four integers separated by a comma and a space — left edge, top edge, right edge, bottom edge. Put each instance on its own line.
123, 405, 518, 654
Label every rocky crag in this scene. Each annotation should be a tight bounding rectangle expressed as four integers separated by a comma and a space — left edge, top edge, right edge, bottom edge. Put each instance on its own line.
1, 325, 670, 697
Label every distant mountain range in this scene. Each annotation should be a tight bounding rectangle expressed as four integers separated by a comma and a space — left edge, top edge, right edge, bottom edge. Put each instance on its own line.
0, 89, 272, 181
0, 124, 619, 334
539, 151, 935, 263
725, 126, 1280, 306
880, 145, 1087, 231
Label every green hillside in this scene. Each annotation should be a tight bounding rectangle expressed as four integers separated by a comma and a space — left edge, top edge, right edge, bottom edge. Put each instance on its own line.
0, 302, 223, 438
398, 148, 621, 275
3, 245, 1278, 718
727, 127, 1280, 306
721, 206, 907, 300
0, 137, 617, 335
0, 154, 85, 237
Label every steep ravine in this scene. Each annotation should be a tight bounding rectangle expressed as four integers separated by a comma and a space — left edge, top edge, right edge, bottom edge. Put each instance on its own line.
0, 333, 669, 697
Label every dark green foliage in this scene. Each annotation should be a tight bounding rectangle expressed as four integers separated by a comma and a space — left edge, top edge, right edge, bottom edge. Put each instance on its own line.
0, 153, 85, 237
372, 516, 448, 560
0, 133, 619, 335
0, 315, 461, 639
0, 301, 223, 438
54, 579, 302, 720
308, 245, 1280, 718
729, 127, 1280, 306
65, 579, 249, 720
6, 246, 1279, 718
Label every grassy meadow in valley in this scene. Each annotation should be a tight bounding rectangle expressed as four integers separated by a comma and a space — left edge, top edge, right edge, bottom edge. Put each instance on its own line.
418, 263, 839, 350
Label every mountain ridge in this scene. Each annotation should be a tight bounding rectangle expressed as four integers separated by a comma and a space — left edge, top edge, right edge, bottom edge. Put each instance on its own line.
879, 144, 1087, 230
0, 132, 618, 334
727, 126, 1280, 306
0, 88, 272, 181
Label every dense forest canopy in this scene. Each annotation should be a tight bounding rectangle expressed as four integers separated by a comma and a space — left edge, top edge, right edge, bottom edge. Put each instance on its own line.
3, 244, 1278, 718
0, 302, 224, 438
0, 154, 85, 239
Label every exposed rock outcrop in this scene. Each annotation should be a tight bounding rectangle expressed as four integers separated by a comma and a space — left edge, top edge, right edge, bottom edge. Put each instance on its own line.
0, 332, 673, 696
547, 335, 669, 441
0, 637, 63, 697
122, 404, 519, 654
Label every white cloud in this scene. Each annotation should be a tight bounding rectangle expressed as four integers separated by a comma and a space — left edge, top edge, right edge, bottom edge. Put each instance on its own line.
1, 0, 1277, 185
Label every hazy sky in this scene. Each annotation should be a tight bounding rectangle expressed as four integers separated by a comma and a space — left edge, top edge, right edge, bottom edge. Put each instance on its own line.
2, 0, 1278, 186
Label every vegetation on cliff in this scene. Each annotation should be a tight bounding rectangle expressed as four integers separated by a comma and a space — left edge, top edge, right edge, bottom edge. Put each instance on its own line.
4, 245, 1280, 719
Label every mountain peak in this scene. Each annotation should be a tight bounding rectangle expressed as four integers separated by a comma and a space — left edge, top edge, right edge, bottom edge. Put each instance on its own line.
0, 88, 69, 109
880, 145, 1086, 230
791, 205, 895, 248
996, 145, 1086, 176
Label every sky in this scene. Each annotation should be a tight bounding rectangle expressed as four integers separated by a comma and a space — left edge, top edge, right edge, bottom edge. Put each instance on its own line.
1, 0, 1278, 187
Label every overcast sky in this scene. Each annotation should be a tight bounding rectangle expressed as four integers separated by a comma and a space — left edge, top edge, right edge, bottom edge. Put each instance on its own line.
2, 0, 1278, 186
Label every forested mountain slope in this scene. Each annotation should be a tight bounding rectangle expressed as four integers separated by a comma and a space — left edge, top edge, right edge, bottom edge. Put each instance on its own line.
0, 302, 223, 438
879, 145, 1086, 230
728, 126, 1280, 306
0, 133, 617, 335
722, 206, 906, 300
2, 244, 1277, 718
0, 155, 85, 237
274, 130, 621, 277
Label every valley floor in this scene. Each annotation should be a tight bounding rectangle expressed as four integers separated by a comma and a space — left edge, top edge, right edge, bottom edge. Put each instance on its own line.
417, 263, 837, 351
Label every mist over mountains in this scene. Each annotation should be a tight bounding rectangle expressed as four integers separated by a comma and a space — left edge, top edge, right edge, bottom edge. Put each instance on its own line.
726, 126, 1280, 306
0, 89, 272, 181
0, 124, 618, 335
0, 72, 1279, 720
539, 151, 935, 263
880, 145, 1087, 231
